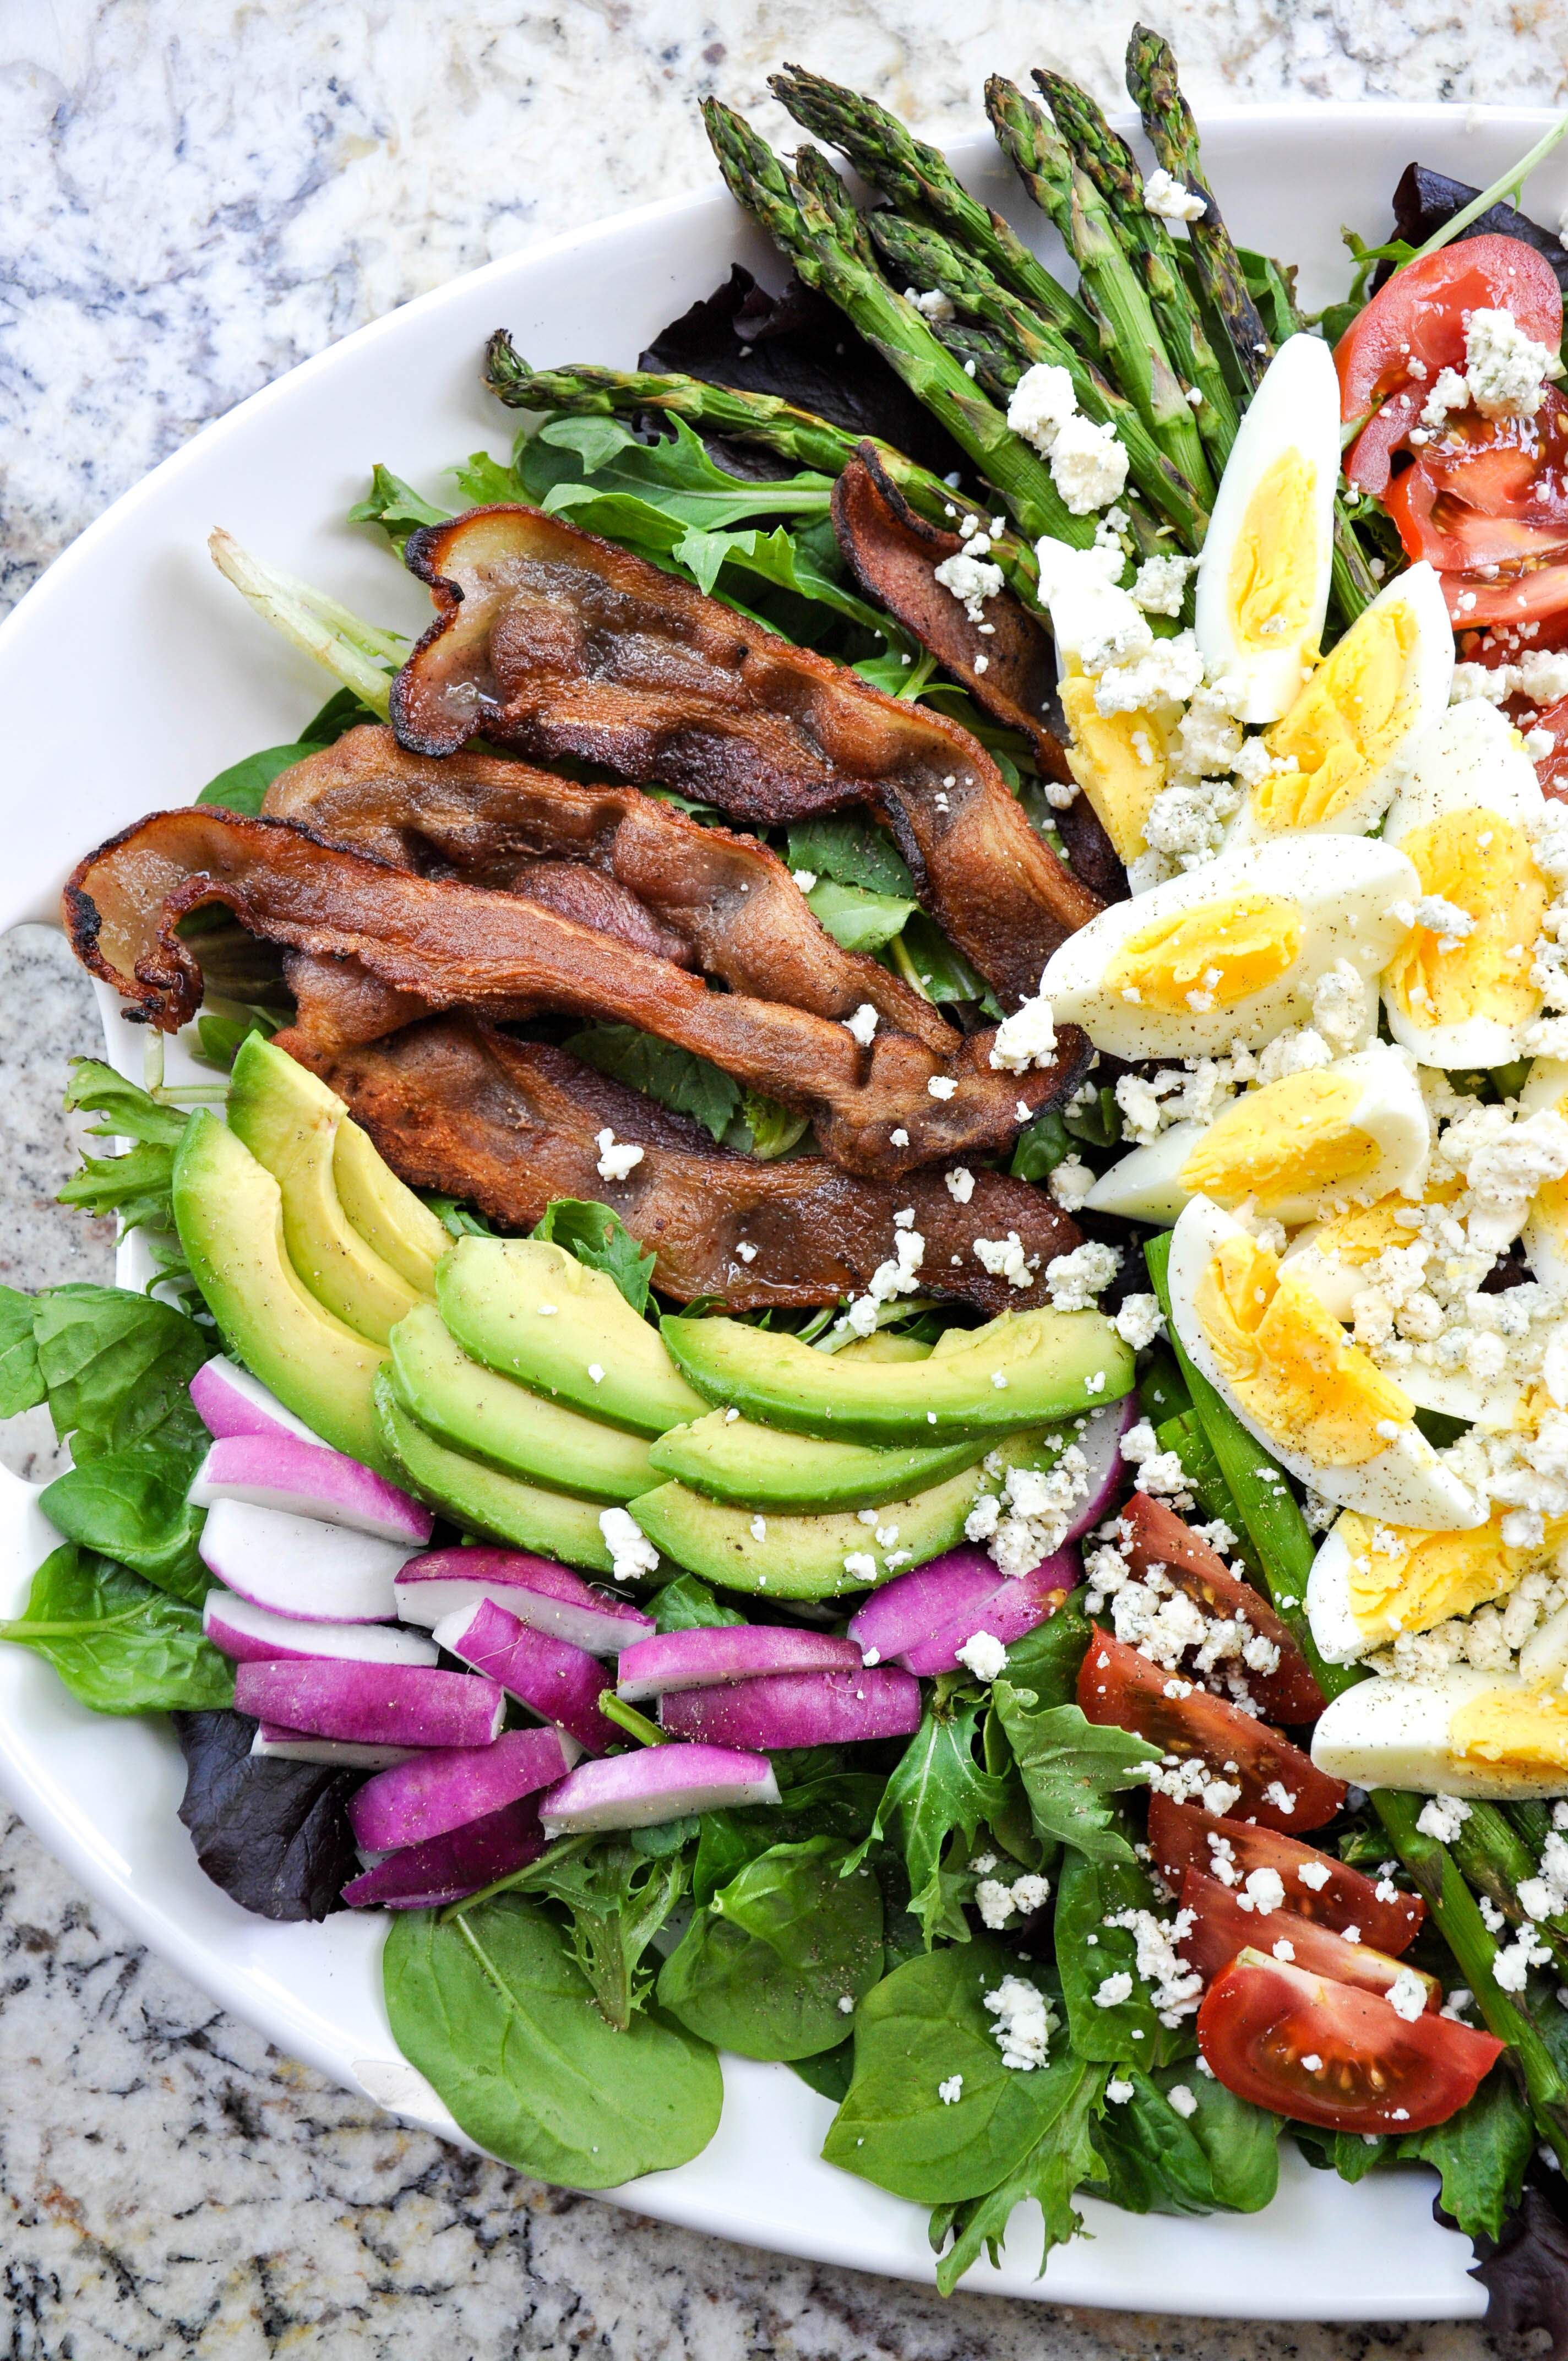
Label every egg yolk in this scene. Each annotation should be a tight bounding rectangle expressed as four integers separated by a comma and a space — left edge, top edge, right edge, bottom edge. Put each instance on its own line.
1059, 673, 1166, 861
1382, 809, 1548, 1031
1302, 1182, 1461, 1276
1179, 1068, 1380, 1212
1194, 1230, 1414, 1466
1451, 1684, 1568, 1776
1227, 448, 1322, 655
1336, 1508, 1536, 1641
1104, 892, 1304, 1014
1255, 596, 1417, 831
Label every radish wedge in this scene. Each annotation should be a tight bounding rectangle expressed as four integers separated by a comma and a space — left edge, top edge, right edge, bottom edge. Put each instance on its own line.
539, 1744, 779, 1835
1063, 1392, 1142, 1543
197, 1499, 412, 1622
660, 1667, 921, 1749
846, 1549, 1001, 1666
395, 1547, 653, 1655
190, 1355, 319, 1445
433, 1596, 617, 1755
341, 1799, 546, 1909
348, 1727, 578, 1852
896, 1547, 1079, 1679
616, 1625, 861, 1702
252, 1724, 421, 1770
203, 1593, 438, 1667
189, 1433, 432, 1543
234, 1657, 504, 1748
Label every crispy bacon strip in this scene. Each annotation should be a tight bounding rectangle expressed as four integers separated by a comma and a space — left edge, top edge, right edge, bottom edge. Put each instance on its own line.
64, 808, 1087, 1178
263, 724, 952, 1052
294, 1014, 1083, 1314
388, 505, 1103, 1007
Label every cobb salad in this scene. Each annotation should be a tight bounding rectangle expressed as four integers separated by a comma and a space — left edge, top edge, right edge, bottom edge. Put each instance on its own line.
13, 25, 1568, 2320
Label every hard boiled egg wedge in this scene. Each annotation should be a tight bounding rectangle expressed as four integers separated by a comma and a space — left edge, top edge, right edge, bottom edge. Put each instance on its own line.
1381, 699, 1550, 1070
1195, 333, 1340, 723
1520, 1058, 1568, 1288
1311, 1666, 1568, 1798
1306, 1508, 1540, 1664
1086, 1042, 1429, 1228
1225, 561, 1453, 848
1168, 1194, 1483, 1530
1040, 834, 1419, 1062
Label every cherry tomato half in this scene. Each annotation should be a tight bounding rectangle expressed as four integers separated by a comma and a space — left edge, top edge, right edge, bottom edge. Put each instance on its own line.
1117, 1493, 1324, 1724
1178, 1865, 1440, 2011
1146, 1791, 1427, 1954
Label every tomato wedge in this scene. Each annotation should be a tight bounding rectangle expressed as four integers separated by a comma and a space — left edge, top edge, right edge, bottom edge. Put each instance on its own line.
1147, 1792, 1426, 1954
1197, 1949, 1504, 2133
1381, 390, 1568, 622
1117, 1493, 1325, 1724
1177, 1867, 1439, 2012
1527, 688, 1568, 794
1077, 1631, 1347, 1831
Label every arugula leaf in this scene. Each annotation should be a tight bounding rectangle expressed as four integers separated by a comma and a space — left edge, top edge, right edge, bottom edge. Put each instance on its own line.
846, 1686, 1011, 1945
853, 648, 939, 699
658, 1835, 884, 2060
58, 1060, 188, 1238
994, 1592, 1095, 1707
40, 1445, 207, 1603
384, 1895, 722, 2186
422, 1194, 496, 1239
496, 1834, 689, 2030
529, 1199, 656, 1317
30, 1286, 210, 1462
565, 1023, 741, 1145
1054, 1845, 1188, 2067
524, 413, 834, 528
786, 813, 915, 899
991, 1683, 1161, 1863
1398, 2065, 1534, 2242
0, 1546, 232, 1712
805, 879, 917, 955
195, 687, 382, 813
450, 449, 526, 505
651, 1573, 749, 1633
691, 1764, 884, 1909
346, 464, 451, 552
671, 518, 903, 639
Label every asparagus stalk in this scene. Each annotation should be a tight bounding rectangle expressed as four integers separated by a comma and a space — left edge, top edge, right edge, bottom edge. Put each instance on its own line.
984, 75, 1213, 501
768, 62, 1099, 354
701, 99, 1095, 551
867, 208, 1209, 549
1032, 68, 1238, 466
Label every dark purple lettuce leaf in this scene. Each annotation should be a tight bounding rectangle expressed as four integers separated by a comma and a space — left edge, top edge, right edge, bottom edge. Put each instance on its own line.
641, 264, 968, 483
173, 1709, 360, 1922
1373, 163, 1568, 293
1467, 2184, 1568, 2355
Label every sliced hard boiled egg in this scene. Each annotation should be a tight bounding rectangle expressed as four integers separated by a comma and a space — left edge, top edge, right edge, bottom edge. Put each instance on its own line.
1520, 1058, 1568, 1288
1281, 1193, 1442, 1323
1195, 333, 1340, 723
1311, 1666, 1568, 1798
1306, 1508, 1539, 1664
1057, 674, 1168, 865
1040, 834, 1419, 1062
1381, 699, 1549, 1070
1226, 561, 1453, 848
1168, 1194, 1483, 1530
1084, 1120, 1205, 1225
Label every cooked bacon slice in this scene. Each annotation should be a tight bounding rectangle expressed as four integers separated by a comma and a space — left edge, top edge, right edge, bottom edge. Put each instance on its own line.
293, 1013, 1083, 1314
65, 808, 1086, 1177
263, 724, 952, 1051
389, 505, 1102, 1007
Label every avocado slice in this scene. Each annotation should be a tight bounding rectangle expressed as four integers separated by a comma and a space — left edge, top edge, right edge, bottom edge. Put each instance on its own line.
334, 1118, 450, 1294
373, 1372, 616, 1571
438, 1236, 707, 1438
629, 1428, 1060, 1601
172, 1109, 389, 1469
389, 1304, 657, 1504
835, 1334, 933, 1364
661, 1307, 1133, 1445
647, 1407, 986, 1512
227, 1035, 428, 1345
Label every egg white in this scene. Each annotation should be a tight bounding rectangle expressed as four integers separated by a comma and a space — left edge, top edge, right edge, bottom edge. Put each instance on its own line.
1521, 1058, 1568, 1288
1310, 1667, 1568, 1799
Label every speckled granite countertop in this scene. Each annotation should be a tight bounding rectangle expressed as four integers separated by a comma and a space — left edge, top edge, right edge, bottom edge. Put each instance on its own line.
4, 3, 1566, 2350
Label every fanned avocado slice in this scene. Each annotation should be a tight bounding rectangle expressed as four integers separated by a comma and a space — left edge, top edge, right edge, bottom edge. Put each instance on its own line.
333, 1117, 450, 1295
373, 1372, 616, 1572
648, 1407, 986, 1511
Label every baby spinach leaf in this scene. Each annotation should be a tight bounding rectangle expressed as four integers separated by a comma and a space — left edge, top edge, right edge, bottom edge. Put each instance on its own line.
30, 1286, 210, 1462
196, 687, 382, 812
529, 1199, 656, 1318
692, 1769, 884, 1909
190, 1002, 283, 1075
1054, 1846, 1186, 2066
652, 1573, 749, 1633
1398, 2064, 1534, 2242
991, 1684, 1161, 1864
658, 1835, 883, 2059
805, 879, 917, 955
451, 449, 526, 505
1178, 2068, 1280, 2212
1092, 2063, 1276, 2217
173, 1709, 358, 1921
384, 1895, 722, 2188
995, 1592, 1093, 1707
1011, 1108, 1074, 1184
496, 1834, 689, 2030
0, 1546, 233, 1713
0, 1287, 43, 1417
933, 2054, 1108, 2294
791, 2038, 854, 2103
894, 913, 989, 1006
845, 1687, 1010, 1945
786, 812, 915, 899
40, 1445, 207, 1603
564, 1023, 741, 1145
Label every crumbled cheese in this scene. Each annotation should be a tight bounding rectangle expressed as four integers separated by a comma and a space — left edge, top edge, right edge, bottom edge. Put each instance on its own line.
1048, 1154, 1096, 1212
843, 1003, 879, 1047
1412, 893, 1476, 949
1050, 412, 1130, 514
944, 1165, 975, 1205
1297, 1860, 1332, 1892
1524, 650, 1568, 705
973, 1232, 1036, 1290
983, 1974, 1055, 2070
934, 550, 1005, 623
1167, 2082, 1199, 2118
1465, 306, 1559, 419
956, 1630, 1009, 1683
989, 981, 1057, 1072
1093, 1971, 1135, 2008
598, 1506, 660, 1581
1240, 1867, 1286, 1917
1420, 365, 1472, 434
1114, 1292, 1166, 1350
1046, 1241, 1121, 1311
1384, 1967, 1427, 2022
938, 2073, 964, 2105
928, 1075, 957, 1100
587, 1363, 605, 1384
1101, 1905, 1205, 2021
842, 1551, 878, 1582
1093, 627, 1206, 718
910, 286, 957, 323
1007, 361, 1079, 456
1494, 1922, 1554, 1992
595, 1128, 645, 1182
1142, 166, 1207, 221
791, 867, 818, 893
1106, 2077, 1136, 2103
749, 1515, 767, 1542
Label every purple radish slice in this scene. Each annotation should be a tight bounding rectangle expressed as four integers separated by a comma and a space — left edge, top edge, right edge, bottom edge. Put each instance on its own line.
198, 1499, 411, 1622
342, 1798, 546, 1910
847, 1549, 1002, 1667
616, 1624, 862, 1702
660, 1667, 921, 1750
897, 1545, 1079, 1678
234, 1657, 504, 1748
190, 1354, 319, 1445
189, 1433, 433, 1544
395, 1547, 654, 1655
433, 1597, 617, 1756
349, 1727, 579, 1852
203, 1592, 438, 1668
251, 1724, 422, 1771
1064, 1392, 1140, 1544
538, 1744, 779, 1835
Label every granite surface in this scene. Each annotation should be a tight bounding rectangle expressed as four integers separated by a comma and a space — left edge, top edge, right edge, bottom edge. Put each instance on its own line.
4, 0, 1568, 2351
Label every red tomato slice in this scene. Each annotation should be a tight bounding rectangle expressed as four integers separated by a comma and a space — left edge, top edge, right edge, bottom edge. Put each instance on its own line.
1117, 1493, 1325, 1724
1076, 1631, 1347, 1831
1177, 1867, 1440, 2011
1146, 1791, 1427, 1954
1337, 234, 1562, 494
1197, 1949, 1504, 2133
1527, 688, 1568, 795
